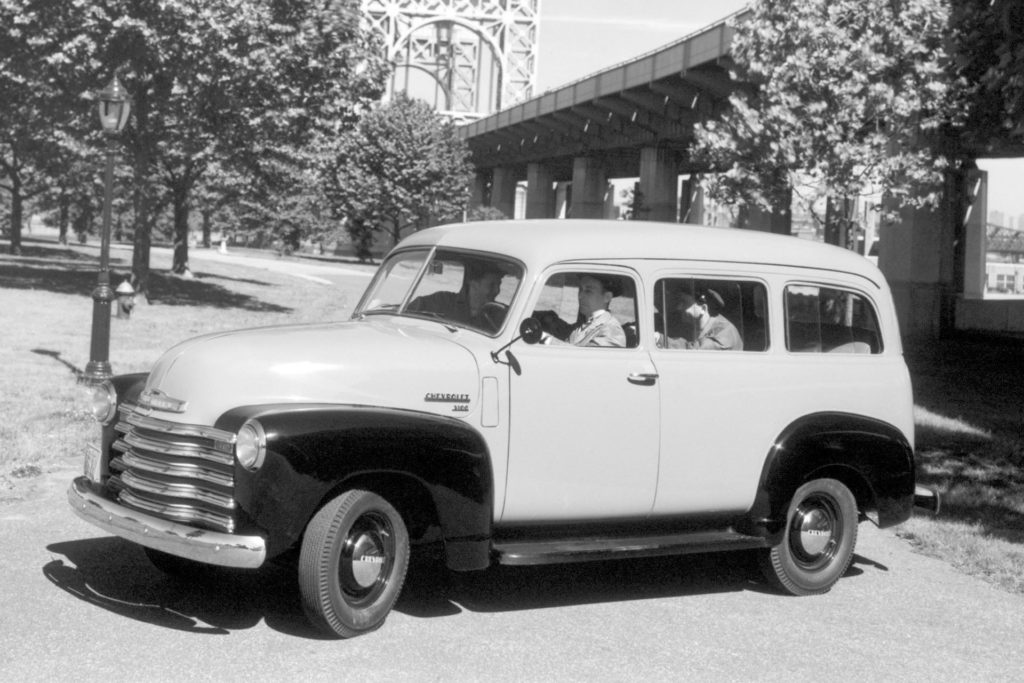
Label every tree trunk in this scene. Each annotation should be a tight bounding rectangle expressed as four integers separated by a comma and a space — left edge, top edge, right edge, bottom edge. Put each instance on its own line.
8, 175, 22, 255
58, 187, 70, 245
171, 188, 190, 274
131, 182, 154, 301
201, 207, 212, 248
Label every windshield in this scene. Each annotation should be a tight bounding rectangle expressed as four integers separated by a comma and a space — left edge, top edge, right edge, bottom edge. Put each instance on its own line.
355, 248, 524, 335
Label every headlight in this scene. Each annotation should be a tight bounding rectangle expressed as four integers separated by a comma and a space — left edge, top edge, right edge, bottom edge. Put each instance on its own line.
236, 420, 267, 471
86, 381, 117, 424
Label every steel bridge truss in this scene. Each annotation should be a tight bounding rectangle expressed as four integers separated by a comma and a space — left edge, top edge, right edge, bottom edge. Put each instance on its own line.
362, 0, 540, 121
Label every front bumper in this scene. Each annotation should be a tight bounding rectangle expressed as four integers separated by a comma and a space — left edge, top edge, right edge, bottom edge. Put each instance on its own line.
68, 476, 266, 569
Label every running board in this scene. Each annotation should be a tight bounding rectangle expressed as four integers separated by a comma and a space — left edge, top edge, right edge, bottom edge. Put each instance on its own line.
493, 530, 769, 566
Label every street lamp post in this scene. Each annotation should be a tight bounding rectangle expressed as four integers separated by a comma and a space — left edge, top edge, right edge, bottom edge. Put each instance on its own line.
84, 76, 131, 384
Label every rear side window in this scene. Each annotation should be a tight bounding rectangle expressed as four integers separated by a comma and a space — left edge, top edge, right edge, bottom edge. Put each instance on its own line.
785, 285, 882, 354
654, 278, 768, 351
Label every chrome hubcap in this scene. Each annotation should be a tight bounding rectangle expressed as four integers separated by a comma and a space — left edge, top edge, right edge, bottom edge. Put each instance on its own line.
789, 494, 840, 568
340, 511, 394, 604
350, 533, 386, 588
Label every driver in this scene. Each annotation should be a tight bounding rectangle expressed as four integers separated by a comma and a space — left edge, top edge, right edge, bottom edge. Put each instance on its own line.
408, 259, 505, 329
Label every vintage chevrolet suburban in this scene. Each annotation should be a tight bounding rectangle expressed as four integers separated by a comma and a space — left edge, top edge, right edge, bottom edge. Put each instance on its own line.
70, 219, 938, 638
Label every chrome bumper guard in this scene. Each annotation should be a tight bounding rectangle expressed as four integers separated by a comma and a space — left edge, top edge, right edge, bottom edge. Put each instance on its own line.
913, 485, 941, 515
68, 476, 266, 569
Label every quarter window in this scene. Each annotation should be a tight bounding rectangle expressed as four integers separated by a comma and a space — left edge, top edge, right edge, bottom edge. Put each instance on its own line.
785, 285, 881, 353
654, 278, 768, 351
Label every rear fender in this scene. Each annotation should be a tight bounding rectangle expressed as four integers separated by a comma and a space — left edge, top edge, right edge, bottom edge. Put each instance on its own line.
743, 412, 915, 542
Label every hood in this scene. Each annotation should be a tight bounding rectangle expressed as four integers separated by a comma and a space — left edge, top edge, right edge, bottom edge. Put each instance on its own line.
142, 318, 481, 424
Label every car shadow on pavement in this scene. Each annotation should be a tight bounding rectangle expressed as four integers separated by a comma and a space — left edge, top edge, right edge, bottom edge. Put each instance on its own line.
44, 537, 324, 639
398, 550, 770, 619
45, 539, 883, 638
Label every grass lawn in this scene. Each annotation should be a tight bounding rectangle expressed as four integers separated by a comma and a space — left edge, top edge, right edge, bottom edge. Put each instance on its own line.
2, 236, 1022, 595
0, 238, 362, 494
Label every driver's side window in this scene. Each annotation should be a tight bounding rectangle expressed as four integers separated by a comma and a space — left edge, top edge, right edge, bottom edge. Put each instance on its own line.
531, 271, 638, 348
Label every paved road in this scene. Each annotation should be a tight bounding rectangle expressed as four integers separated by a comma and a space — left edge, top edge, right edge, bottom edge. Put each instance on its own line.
5, 244, 1022, 680
181, 245, 377, 285
2, 461, 1022, 682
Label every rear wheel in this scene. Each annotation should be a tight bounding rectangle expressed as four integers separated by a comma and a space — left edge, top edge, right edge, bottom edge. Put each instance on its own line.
760, 478, 858, 595
299, 490, 410, 638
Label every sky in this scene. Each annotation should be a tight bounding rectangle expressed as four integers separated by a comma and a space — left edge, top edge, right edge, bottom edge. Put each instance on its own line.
535, 0, 749, 92
531, 0, 1024, 225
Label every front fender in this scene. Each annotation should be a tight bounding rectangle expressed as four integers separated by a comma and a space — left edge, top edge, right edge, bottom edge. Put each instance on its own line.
744, 412, 915, 541
215, 405, 493, 568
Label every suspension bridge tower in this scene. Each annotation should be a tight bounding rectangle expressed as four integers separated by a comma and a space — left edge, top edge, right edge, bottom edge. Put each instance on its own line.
361, 0, 541, 122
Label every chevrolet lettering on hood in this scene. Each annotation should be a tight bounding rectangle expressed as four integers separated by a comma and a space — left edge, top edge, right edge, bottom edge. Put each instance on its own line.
425, 392, 471, 413
424, 393, 470, 403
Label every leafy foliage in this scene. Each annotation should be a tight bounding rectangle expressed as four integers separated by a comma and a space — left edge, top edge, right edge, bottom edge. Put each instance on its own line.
0, 0, 387, 289
0, 0, 96, 254
690, 0, 959, 218
322, 93, 473, 260
951, 0, 1024, 153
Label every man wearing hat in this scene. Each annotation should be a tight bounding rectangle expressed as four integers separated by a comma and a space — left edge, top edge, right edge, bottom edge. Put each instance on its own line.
660, 286, 743, 350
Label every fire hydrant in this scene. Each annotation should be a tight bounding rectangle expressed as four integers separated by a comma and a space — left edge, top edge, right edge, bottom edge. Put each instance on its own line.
115, 280, 136, 319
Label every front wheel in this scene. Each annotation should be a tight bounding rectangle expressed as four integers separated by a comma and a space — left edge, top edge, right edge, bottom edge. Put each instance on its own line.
760, 478, 858, 595
299, 490, 410, 638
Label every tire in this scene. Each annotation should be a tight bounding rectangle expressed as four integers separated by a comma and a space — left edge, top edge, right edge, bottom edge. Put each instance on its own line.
299, 490, 410, 638
759, 478, 858, 595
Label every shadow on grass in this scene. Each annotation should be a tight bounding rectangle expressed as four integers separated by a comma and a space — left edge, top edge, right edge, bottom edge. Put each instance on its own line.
31, 348, 84, 381
906, 334, 1024, 435
0, 258, 291, 312
909, 334, 1024, 546
914, 425, 1024, 544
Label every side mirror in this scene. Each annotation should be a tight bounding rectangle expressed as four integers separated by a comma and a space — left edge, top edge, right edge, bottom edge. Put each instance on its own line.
519, 318, 543, 345
490, 317, 543, 375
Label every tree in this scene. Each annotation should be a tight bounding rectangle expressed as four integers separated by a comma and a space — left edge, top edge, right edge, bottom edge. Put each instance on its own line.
951, 0, 1024, 153
689, 0, 958, 225
323, 93, 474, 258
0, 0, 92, 255
70, 0, 387, 292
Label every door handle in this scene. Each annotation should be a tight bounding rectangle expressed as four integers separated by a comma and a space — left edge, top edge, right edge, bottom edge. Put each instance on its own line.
627, 372, 659, 386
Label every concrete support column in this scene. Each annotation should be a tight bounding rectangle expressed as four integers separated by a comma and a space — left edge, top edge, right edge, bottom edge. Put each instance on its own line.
638, 147, 678, 222
962, 169, 988, 299
491, 166, 519, 220
570, 156, 607, 219
738, 190, 792, 234
679, 177, 705, 224
469, 171, 489, 214
555, 182, 571, 218
880, 193, 957, 341
525, 163, 557, 219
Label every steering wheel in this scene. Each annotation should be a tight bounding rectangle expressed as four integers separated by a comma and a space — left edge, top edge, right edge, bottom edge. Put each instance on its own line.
479, 301, 509, 332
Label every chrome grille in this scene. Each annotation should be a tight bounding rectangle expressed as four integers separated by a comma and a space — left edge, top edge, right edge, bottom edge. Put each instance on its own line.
111, 404, 238, 533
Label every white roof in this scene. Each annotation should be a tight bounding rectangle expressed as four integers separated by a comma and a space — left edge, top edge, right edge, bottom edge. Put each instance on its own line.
398, 219, 883, 286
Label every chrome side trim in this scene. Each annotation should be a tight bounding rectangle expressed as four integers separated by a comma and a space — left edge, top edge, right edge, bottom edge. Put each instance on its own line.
68, 477, 265, 569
